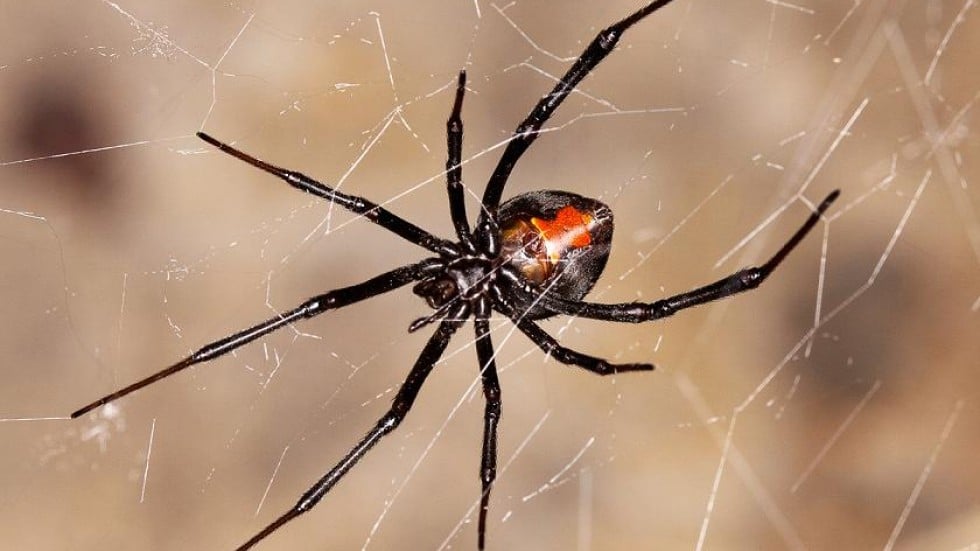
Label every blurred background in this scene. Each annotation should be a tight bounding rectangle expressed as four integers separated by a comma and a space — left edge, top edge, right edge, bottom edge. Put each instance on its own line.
2, 1, 978, 549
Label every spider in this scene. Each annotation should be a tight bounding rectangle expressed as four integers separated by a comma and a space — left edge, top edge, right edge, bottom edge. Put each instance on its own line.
72, 0, 839, 548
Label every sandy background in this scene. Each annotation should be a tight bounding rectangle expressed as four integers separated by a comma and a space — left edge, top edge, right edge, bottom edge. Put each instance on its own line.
2, 1, 979, 550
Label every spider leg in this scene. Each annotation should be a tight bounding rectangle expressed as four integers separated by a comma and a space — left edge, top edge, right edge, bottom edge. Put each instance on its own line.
476, 0, 680, 244
446, 71, 476, 252
71, 260, 441, 418
235, 302, 471, 551
408, 298, 459, 333
514, 191, 840, 323
197, 132, 457, 257
473, 298, 501, 550
504, 306, 653, 375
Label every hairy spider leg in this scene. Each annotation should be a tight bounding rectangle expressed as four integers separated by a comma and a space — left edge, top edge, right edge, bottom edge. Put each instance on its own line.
446, 71, 476, 253
236, 303, 471, 551
476, 0, 680, 250
71, 261, 440, 418
500, 300, 654, 375
515, 190, 841, 322
196, 132, 458, 257
472, 297, 501, 550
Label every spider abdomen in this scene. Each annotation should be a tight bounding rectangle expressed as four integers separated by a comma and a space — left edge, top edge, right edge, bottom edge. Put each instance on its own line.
497, 190, 614, 318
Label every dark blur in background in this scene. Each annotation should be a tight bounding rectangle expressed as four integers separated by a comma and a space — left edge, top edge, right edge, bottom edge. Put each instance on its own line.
2, 1, 979, 550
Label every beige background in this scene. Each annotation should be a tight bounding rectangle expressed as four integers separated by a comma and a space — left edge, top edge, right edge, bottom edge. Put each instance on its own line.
2, 1, 979, 550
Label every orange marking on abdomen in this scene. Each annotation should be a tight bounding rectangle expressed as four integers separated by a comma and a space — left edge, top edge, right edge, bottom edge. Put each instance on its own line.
531, 206, 594, 263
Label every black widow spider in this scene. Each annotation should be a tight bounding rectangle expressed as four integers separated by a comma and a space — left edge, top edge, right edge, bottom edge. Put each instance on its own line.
72, 0, 839, 548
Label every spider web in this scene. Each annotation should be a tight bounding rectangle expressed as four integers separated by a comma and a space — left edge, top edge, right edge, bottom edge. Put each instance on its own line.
2, 1, 979, 549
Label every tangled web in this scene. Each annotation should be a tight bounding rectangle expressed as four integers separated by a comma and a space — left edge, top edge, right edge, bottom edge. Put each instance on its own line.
2, 1, 978, 549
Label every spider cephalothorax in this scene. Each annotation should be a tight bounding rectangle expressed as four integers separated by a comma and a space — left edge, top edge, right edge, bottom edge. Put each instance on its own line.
413, 256, 493, 309
72, 1, 839, 549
